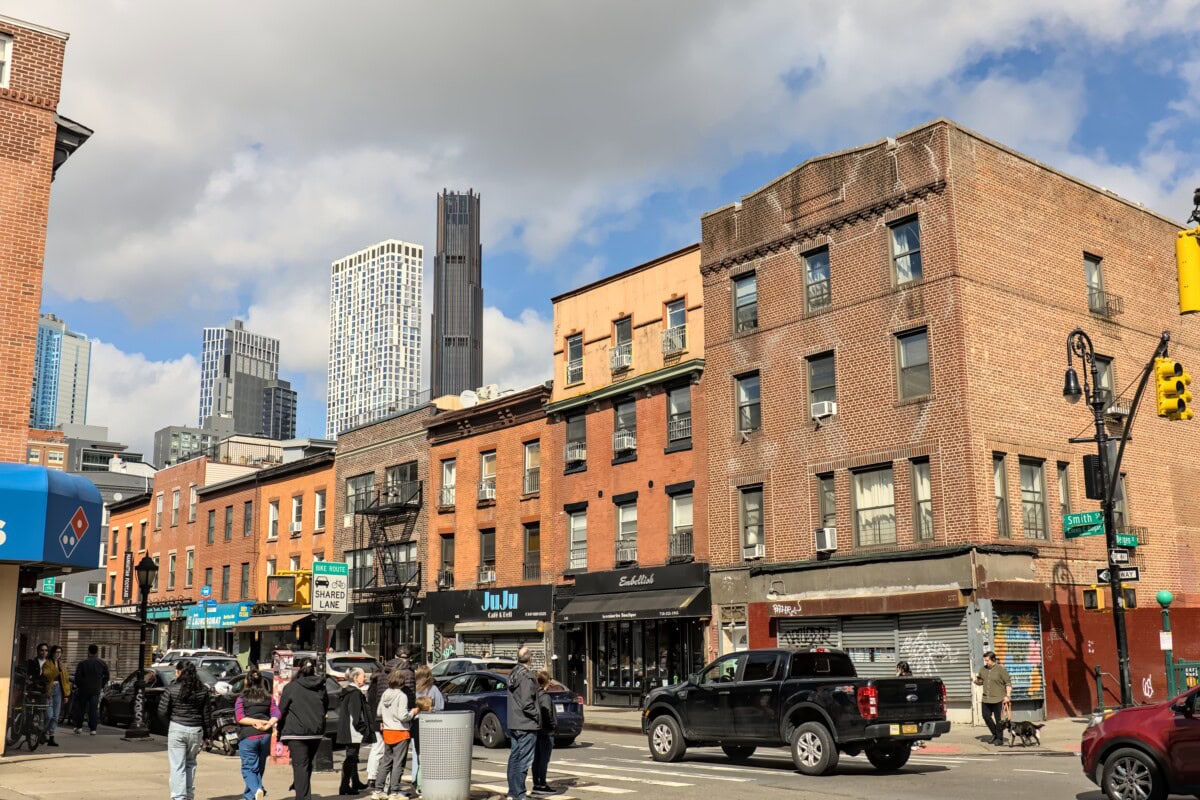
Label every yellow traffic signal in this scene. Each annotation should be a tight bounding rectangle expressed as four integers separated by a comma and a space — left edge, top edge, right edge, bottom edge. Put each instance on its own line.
1156, 357, 1194, 420
1083, 586, 1105, 611
1178, 227, 1200, 314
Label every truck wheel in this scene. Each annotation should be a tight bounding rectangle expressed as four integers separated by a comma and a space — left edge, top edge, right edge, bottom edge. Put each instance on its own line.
647, 715, 686, 763
865, 742, 912, 771
721, 745, 756, 762
790, 721, 838, 776
1102, 747, 1166, 800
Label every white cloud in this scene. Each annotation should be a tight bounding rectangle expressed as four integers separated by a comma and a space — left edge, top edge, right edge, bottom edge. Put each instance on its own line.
242, 283, 330, 375
481, 307, 553, 392
87, 341, 200, 459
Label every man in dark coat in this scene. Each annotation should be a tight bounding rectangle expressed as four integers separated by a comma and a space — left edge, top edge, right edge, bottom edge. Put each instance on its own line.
335, 668, 374, 795
72, 644, 109, 735
506, 647, 540, 800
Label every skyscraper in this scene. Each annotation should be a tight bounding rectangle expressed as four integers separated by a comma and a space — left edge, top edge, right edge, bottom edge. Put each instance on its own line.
327, 239, 424, 437
262, 379, 298, 440
198, 319, 281, 435
432, 189, 483, 397
31, 313, 91, 429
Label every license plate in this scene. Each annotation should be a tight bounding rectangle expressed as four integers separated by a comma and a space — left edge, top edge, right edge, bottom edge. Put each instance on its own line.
901, 724, 919, 735
555, 704, 566, 713
225, 732, 238, 742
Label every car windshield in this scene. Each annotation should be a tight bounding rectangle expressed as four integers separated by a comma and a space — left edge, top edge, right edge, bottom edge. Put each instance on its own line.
330, 657, 378, 674
430, 661, 449, 677
194, 659, 241, 683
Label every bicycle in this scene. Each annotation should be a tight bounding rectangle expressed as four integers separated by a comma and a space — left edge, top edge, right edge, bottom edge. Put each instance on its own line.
5, 684, 48, 752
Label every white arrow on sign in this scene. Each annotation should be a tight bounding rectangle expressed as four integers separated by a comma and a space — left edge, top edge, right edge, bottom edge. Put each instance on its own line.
1109, 549, 1130, 564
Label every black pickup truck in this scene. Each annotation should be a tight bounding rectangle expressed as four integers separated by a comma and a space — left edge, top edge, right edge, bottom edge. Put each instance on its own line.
641, 648, 950, 775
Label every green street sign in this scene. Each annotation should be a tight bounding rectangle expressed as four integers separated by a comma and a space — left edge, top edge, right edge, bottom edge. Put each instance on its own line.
1116, 532, 1139, 548
1064, 510, 1105, 539
83, 595, 98, 607
41, 577, 55, 594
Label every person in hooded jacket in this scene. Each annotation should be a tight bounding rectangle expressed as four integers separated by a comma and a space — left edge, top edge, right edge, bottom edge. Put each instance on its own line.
375, 669, 418, 800
159, 661, 213, 800
277, 659, 329, 800
336, 667, 374, 796
531, 670, 558, 795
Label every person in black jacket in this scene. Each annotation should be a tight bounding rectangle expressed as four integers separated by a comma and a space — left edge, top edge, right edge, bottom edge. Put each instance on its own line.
531, 670, 558, 795
159, 661, 213, 800
72, 644, 109, 735
335, 668, 373, 796
278, 658, 329, 800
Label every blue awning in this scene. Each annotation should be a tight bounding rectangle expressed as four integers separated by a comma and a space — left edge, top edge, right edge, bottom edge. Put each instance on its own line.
0, 464, 102, 570
185, 600, 255, 630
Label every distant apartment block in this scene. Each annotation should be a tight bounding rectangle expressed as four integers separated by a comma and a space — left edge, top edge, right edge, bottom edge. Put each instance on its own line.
154, 417, 236, 467
31, 313, 91, 429
262, 379, 297, 441
199, 320, 281, 435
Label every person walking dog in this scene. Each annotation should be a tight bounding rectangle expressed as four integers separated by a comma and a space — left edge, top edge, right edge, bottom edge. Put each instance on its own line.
975, 651, 1013, 746
159, 661, 213, 800
278, 658, 330, 800
235, 669, 278, 800
506, 647, 540, 800
531, 670, 558, 795
336, 667, 373, 796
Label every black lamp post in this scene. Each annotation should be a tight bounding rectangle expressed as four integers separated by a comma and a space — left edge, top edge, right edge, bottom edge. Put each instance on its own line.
400, 590, 414, 656
124, 554, 158, 739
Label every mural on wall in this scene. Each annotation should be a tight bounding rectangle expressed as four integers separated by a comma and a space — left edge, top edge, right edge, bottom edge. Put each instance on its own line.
993, 609, 1044, 701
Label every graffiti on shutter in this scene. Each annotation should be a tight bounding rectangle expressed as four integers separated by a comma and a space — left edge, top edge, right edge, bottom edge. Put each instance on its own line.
777, 617, 840, 650
841, 616, 898, 680
993, 606, 1044, 701
899, 609, 971, 702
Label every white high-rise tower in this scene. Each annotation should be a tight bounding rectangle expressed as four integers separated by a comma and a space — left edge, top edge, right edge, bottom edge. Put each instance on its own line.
327, 239, 424, 437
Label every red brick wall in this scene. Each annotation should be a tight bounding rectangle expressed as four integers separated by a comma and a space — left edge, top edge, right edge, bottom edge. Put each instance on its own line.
256, 457, 334, 598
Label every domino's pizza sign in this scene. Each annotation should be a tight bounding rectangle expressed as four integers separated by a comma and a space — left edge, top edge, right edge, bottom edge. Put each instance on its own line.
0, 464, 102, 569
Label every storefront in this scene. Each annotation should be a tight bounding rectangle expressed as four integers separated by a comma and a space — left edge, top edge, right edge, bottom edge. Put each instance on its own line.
558, 563, 710, 708
351, 597, 426, 662
232, 610, 315, 666
424, 585, 552, 669
105, 600, 189, 650
185, 600, 255, 652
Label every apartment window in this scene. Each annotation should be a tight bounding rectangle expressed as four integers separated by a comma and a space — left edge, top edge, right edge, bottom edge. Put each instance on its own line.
612, 317, 633, 371
151, 556, 159, 592
440, 534, 455, 581
664, 298, 687, 354
807, 352, 836, 412
109, 574, 116, 604
733, 273, 758, 332
566, 334, 584, 384
207, 509, 216, 544
565, 414, 587, 469
736, 373, 761, 434
568, 511, 587, 570
185, 550, 195, 588
994, 454, 1010, 538
240, 563, 250, 600
896, 328, 931, 399
912, 459, 933, 541
740, 486, 764, 559
1057, 462, 1071, 520
0, 35, 10, 89
1020, 459, 1048, 540
155, 494, 163, 530
189, 486, 197, 522
243, 501, 253, 537
440, 459, 457, 506
853, 466, 896, 546
124, 524, 133, 553
479, 529, 496, 575
27, 447, 39, 463
139, 521, 147, 551
667, 384, 692, 446
670, 493, 694, 558
291, 496, 303, 535
265, 558, 276, 578
46, 450, 63, 467
817, 474, 836, 529
289, 555, 300, 571
386, 461, 417, 502
224, 505, 233, 541
890, 217, 922, 284
613, 398, 637, 456
804, 247, 831, 312
616, 502, 638, 563
347, 473, 374, 513
221, 565, 231, 602
524, 523, 541, 579
523, 442, 540, 494
479, 451, 497, 501
110, 527, 118, 558
167, 553, 176, 591
171, 490, 180, 526
204, 567, 212, 591
315, 490, 326, 530
1094, 355, 1115, 406
268, 500, 279, 539
1085, 253, 1106, 314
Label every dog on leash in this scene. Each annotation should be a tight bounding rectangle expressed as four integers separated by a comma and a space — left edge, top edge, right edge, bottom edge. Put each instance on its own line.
1002, 719, 1044, 747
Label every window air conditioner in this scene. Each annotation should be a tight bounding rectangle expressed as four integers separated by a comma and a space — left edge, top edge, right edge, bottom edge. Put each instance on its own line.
815, 527, 838, 553
811, 401, 837, 420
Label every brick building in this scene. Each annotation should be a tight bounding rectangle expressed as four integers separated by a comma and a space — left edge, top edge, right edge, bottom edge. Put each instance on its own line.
543, 244, 708, 706
27, 428, 68, 471
699, 119, 1200, 721
424, 384, 553, 668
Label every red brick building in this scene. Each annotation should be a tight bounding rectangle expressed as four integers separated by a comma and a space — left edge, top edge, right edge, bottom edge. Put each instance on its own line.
700, 119, 1200, 721
424, 385, 553, 667
543, 244, 708, 705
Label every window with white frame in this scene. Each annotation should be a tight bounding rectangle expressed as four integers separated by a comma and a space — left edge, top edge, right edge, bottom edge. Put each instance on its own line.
269, 500, 279, 539
853, 466, 896, 546
1020, 458, 1047, 540
155, 493, 163, 530
440, 459, 457, 506
315, 490, 326, 530
523, 441, 540, 494
0, 35, 11, 90
566, 334, 584, 384
479, 451, 497, 500
185, 549, 194, 588
289, 555, 301, 571
291, 496, 303, 534
737, 373, 761, 433
171, 490, 180, 526
994, 454, 1010, 538
670, 493, 693, 557
189, 486, 198, 522
740, 486, 764, 558
890, 217, 922, 284
568, 510, 587, 570
616, 502, 637, 562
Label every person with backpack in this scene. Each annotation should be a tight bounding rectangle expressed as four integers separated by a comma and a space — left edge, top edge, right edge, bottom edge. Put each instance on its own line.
277, 658, 329, 800
235, 669, 278, 800
73, 644, 109, 735
335, 667, 373, 796
159, 660, 213, 800
531, 670, 558, 796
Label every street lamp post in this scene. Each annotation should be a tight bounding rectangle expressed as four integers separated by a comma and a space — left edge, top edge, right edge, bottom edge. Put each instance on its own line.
125, 554, 159, 740
400, 590, 414, 657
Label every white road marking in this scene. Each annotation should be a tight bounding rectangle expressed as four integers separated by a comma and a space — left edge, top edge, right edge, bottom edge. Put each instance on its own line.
554, 759, 750, 782
1013, 768, 1066, 775
472, 771, 636, 794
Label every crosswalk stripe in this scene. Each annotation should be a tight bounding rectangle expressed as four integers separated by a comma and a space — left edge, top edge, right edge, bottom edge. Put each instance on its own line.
472, 777, 630, 795
554, 759, 750, 783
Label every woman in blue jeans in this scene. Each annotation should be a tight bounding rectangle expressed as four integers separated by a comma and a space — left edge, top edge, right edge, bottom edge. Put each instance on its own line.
235, 669, 278, 800
158, 661, 212, 800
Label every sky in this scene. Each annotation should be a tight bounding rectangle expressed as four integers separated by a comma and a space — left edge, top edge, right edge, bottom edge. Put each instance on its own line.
12, 0, 1200, 458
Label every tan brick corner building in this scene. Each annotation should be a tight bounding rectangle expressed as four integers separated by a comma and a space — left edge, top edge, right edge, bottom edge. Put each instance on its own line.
700, 119, 1200, 721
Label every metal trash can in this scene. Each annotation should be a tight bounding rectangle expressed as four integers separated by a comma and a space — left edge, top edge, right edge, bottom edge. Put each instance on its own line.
416, 710, 475, 800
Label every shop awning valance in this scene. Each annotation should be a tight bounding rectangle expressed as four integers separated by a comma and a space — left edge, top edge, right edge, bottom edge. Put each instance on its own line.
454, 619, 546, 634
557, 586, 709, 623
231, 612, 311, 632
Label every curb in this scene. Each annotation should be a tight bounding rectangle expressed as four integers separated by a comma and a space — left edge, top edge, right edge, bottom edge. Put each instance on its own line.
586, 721, 644, 736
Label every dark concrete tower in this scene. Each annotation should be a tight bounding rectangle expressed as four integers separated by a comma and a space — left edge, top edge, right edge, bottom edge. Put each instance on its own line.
432, 189, 483, 397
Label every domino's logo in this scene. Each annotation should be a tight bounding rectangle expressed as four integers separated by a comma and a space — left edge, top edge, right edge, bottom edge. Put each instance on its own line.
59, 507, 89, 559
0, 519, 6, 546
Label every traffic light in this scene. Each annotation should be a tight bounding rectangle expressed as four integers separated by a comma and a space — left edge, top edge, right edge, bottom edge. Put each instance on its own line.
1177, 227, 1200, 314
1155, 357, 1194, 420
1083, 586, 1105, 611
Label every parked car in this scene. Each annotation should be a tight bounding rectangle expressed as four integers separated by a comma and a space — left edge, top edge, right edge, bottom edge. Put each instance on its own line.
99, 666, 177, 735
153, 647, 231, 665
175, 655, 243, 684
641, 648, 949, 774
440, 670, 583, 748
1081, 685, 1200, 800
431, 657, 518, 686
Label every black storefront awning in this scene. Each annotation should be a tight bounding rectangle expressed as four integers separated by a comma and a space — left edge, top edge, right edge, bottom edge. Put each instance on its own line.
558, 586, 709, 623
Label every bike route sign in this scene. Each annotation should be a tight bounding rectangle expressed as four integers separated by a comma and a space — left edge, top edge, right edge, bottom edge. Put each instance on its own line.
312, 561, 349, 614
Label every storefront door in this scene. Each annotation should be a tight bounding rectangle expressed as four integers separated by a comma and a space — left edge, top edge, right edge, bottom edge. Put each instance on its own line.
563, 625, 586, 697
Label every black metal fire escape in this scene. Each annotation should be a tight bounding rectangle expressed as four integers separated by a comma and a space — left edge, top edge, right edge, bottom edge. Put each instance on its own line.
353, 478, 423, 612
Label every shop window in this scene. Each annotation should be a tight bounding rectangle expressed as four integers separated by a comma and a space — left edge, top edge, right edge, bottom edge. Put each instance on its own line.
719, 606, 748, 655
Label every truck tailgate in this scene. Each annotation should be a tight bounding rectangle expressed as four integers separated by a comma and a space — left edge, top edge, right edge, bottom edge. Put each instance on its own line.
872, 678, 944, 721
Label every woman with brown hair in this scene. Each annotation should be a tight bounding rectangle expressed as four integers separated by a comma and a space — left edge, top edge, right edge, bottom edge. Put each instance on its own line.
410, 664, 445, 791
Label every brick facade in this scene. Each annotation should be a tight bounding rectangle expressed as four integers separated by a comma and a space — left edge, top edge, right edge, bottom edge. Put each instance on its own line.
254, 453, 334, 599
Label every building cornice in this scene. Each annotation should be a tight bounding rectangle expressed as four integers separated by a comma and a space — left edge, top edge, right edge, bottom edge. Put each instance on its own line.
546, 359, 704, 416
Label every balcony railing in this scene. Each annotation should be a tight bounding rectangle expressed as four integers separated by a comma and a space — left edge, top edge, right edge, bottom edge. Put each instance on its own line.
478, 476, 497, 501
523, 468, 540, 495
566, 358, 583, 385
565, 442, 587, 465
379, 561, 420, 588
568, 546, 587, 571
669, 527, 694, 559
523, 561, 541, 580
1089, 287, 1124, 318
615, 540, 638, 564
370, 480, 423, 512
610, 341, 633, 372
613, 429, 637, 454
478, 565, 497, 584
667, 413, 692, 443
439, 485, 455, 507
662, 325, 687, 356
437, 568, 455, 589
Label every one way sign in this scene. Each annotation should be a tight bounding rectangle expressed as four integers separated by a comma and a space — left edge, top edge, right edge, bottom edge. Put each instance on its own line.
1097, 566, 1140, 583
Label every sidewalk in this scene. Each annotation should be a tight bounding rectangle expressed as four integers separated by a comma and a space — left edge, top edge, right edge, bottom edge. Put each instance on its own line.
584, 705, 1089, 756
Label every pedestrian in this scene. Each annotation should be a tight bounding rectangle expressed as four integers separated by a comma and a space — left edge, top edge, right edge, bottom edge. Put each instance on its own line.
235, 668, 278, 800
336, 667, 373, 796
277, 658, 329, 800
72, 643, 109, 735
975, 651, 1012, 746
506, 647, 540, 800
531, 670, 557, 796
392, 648, 416, 696
159, 660, 212, 800
896, 661, 912, 677
410, 664, 445, 791
375, 668, 417, 800
43, 645, 70, 747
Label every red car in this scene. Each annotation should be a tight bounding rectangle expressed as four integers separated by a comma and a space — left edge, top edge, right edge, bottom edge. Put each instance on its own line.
1081, 686, 1200, 800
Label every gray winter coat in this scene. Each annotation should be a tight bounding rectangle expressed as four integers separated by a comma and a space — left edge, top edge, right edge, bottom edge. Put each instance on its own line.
506, 665, 539, 732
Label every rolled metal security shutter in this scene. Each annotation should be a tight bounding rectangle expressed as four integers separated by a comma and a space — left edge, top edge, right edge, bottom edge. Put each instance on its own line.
841, 616, 898, 680
993, 605, 1045, 701
776, 617, 841, 650
898, 609, 971, 703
